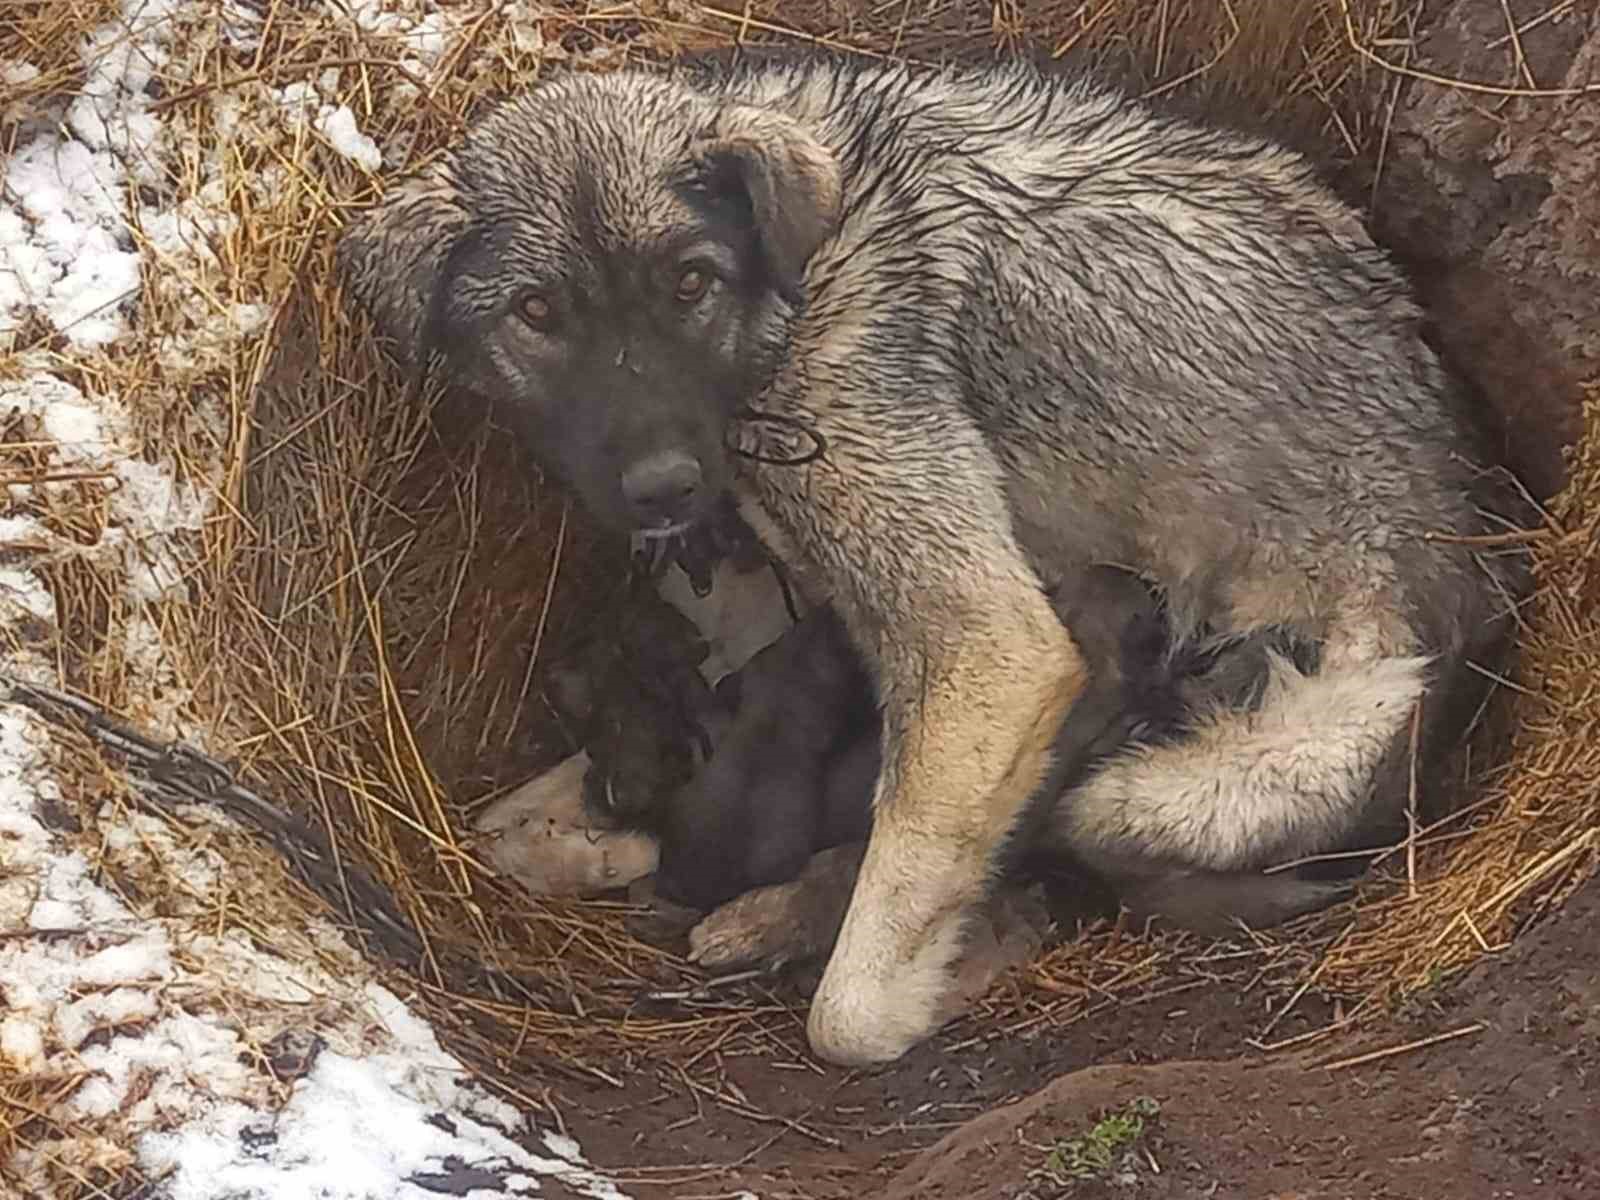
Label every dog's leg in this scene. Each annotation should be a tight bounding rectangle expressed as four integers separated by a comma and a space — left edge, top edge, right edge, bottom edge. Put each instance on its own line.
735, 458, 1163, 1066
794, 590, 1082, 1066
1052, 597, 1431, 890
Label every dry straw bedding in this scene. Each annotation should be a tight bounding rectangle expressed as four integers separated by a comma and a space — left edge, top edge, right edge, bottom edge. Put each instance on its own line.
2, 0, 1596, 1169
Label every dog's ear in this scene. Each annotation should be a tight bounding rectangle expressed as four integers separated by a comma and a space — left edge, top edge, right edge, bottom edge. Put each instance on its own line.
335, 161, 471, 370
695, 107, 842, 295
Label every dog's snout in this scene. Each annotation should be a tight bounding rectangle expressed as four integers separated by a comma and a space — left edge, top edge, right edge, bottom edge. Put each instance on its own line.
621, 450, 703, 525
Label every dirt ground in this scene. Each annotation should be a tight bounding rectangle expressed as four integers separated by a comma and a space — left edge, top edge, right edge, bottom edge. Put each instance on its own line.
520, 871, 1599, 1200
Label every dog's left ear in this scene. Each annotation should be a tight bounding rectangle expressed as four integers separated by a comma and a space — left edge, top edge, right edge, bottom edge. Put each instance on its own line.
695, 107, 842, 295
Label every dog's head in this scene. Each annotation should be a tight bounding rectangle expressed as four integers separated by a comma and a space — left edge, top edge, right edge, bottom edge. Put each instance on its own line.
337, 71, 842, 537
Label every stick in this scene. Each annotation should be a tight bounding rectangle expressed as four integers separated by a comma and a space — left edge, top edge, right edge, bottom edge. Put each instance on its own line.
1318, 1023, 1485, 1072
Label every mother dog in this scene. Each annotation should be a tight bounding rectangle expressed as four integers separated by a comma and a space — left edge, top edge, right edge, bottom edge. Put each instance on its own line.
337, 51, 1524, 1067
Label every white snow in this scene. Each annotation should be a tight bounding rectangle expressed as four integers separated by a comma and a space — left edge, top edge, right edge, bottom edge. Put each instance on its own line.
0, 564, 56, 621
0, 0, 178, 350
1, 59, 42, 88
0, 1, 640, 1195
140, 1016, 635, 1200
0, 1013, 48, 1072
1, 135, 144, 347
40, 397, 109, 461
401, 11, 458, 65
3, 694, 639, 1200
275, 79, 385, 172
317, 104, 385, 171
109, 459, 213, 603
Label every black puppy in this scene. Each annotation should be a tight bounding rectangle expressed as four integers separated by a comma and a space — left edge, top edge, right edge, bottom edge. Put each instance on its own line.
541, 580, 729, 832
655, 607, 874, 908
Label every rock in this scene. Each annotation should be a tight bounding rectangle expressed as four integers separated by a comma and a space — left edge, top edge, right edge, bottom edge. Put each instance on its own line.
1366, 0, 1596, 500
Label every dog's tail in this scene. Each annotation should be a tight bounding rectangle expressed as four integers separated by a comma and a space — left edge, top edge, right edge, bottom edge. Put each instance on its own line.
1053, 650, 1429, 870
1041, 644, 1431, 936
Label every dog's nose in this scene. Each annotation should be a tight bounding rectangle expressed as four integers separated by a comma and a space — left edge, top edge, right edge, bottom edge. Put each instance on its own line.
621, 451, 703, 526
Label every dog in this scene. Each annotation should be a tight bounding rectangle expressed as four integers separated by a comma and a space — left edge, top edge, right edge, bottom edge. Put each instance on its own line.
337, 50, 1529, 1066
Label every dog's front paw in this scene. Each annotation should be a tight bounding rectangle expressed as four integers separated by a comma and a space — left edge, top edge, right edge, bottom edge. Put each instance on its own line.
805, 885, 1053, 1067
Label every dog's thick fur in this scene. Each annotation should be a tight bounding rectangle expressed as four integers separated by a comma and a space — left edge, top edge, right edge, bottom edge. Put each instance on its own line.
338, 52, 1527, 1067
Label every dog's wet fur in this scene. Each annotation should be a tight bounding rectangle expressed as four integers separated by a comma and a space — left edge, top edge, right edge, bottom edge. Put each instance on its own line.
340, 49, 1533, 1065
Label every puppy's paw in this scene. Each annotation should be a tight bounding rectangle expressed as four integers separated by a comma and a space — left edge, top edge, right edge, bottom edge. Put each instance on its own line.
687, 842, 865, 976
685, 842, 862, 971
625, 874, 704, 944
474, 753, 659, 897
686, 882, 805, 971
934, 887, 1051, 1026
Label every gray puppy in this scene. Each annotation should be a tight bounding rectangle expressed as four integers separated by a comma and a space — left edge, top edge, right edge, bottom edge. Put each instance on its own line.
337, 51, 1527, 1066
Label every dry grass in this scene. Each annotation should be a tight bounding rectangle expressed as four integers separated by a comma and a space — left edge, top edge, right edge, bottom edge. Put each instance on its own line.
0, 1, 124, 125
3, 0, 1596, 1181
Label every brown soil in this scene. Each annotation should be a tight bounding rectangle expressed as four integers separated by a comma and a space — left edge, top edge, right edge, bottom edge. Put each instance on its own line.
527, 872, 1600, 1199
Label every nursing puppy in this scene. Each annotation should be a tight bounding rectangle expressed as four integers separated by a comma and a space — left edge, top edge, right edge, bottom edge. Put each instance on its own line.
339, 51, 1528, 1065
541, 581, 727, 831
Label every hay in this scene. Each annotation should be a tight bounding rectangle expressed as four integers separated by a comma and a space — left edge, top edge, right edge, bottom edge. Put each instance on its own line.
3, 0, 1596, 1187
0, 1, 125, 127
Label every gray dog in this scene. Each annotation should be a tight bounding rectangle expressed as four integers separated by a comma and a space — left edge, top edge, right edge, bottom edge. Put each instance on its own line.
337, 50, 1527, 1067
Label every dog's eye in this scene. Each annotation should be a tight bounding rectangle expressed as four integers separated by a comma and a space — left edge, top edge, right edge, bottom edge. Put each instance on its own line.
675, 267, 712, 303
517, 293, 553, 328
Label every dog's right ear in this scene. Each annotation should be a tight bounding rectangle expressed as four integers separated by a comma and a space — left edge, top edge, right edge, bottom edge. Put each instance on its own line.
335, 161, 471, 371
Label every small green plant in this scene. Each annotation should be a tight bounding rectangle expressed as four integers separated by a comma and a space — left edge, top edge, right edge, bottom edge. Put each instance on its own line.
1038, 1096, 1162, 1184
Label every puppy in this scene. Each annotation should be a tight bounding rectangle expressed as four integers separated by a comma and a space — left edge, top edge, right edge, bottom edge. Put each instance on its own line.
654, 606, 873, 908
541, 581, 729, 831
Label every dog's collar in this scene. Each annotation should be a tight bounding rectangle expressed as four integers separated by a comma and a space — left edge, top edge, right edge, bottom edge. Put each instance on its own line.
726, 406, 828, 466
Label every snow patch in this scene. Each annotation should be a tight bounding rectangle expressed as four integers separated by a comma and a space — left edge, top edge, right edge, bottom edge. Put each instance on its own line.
0, 1012, 48, 1072
0, 564, 56, 622
317, 104, 384, 171
0, 0, 182, 348
109, 458, 213, 603
1, 59, 42, 88
140, 1040, 636, 1200
2, 698, 636, 1198
275, 79, 385, 172
40, 396, 109, 462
